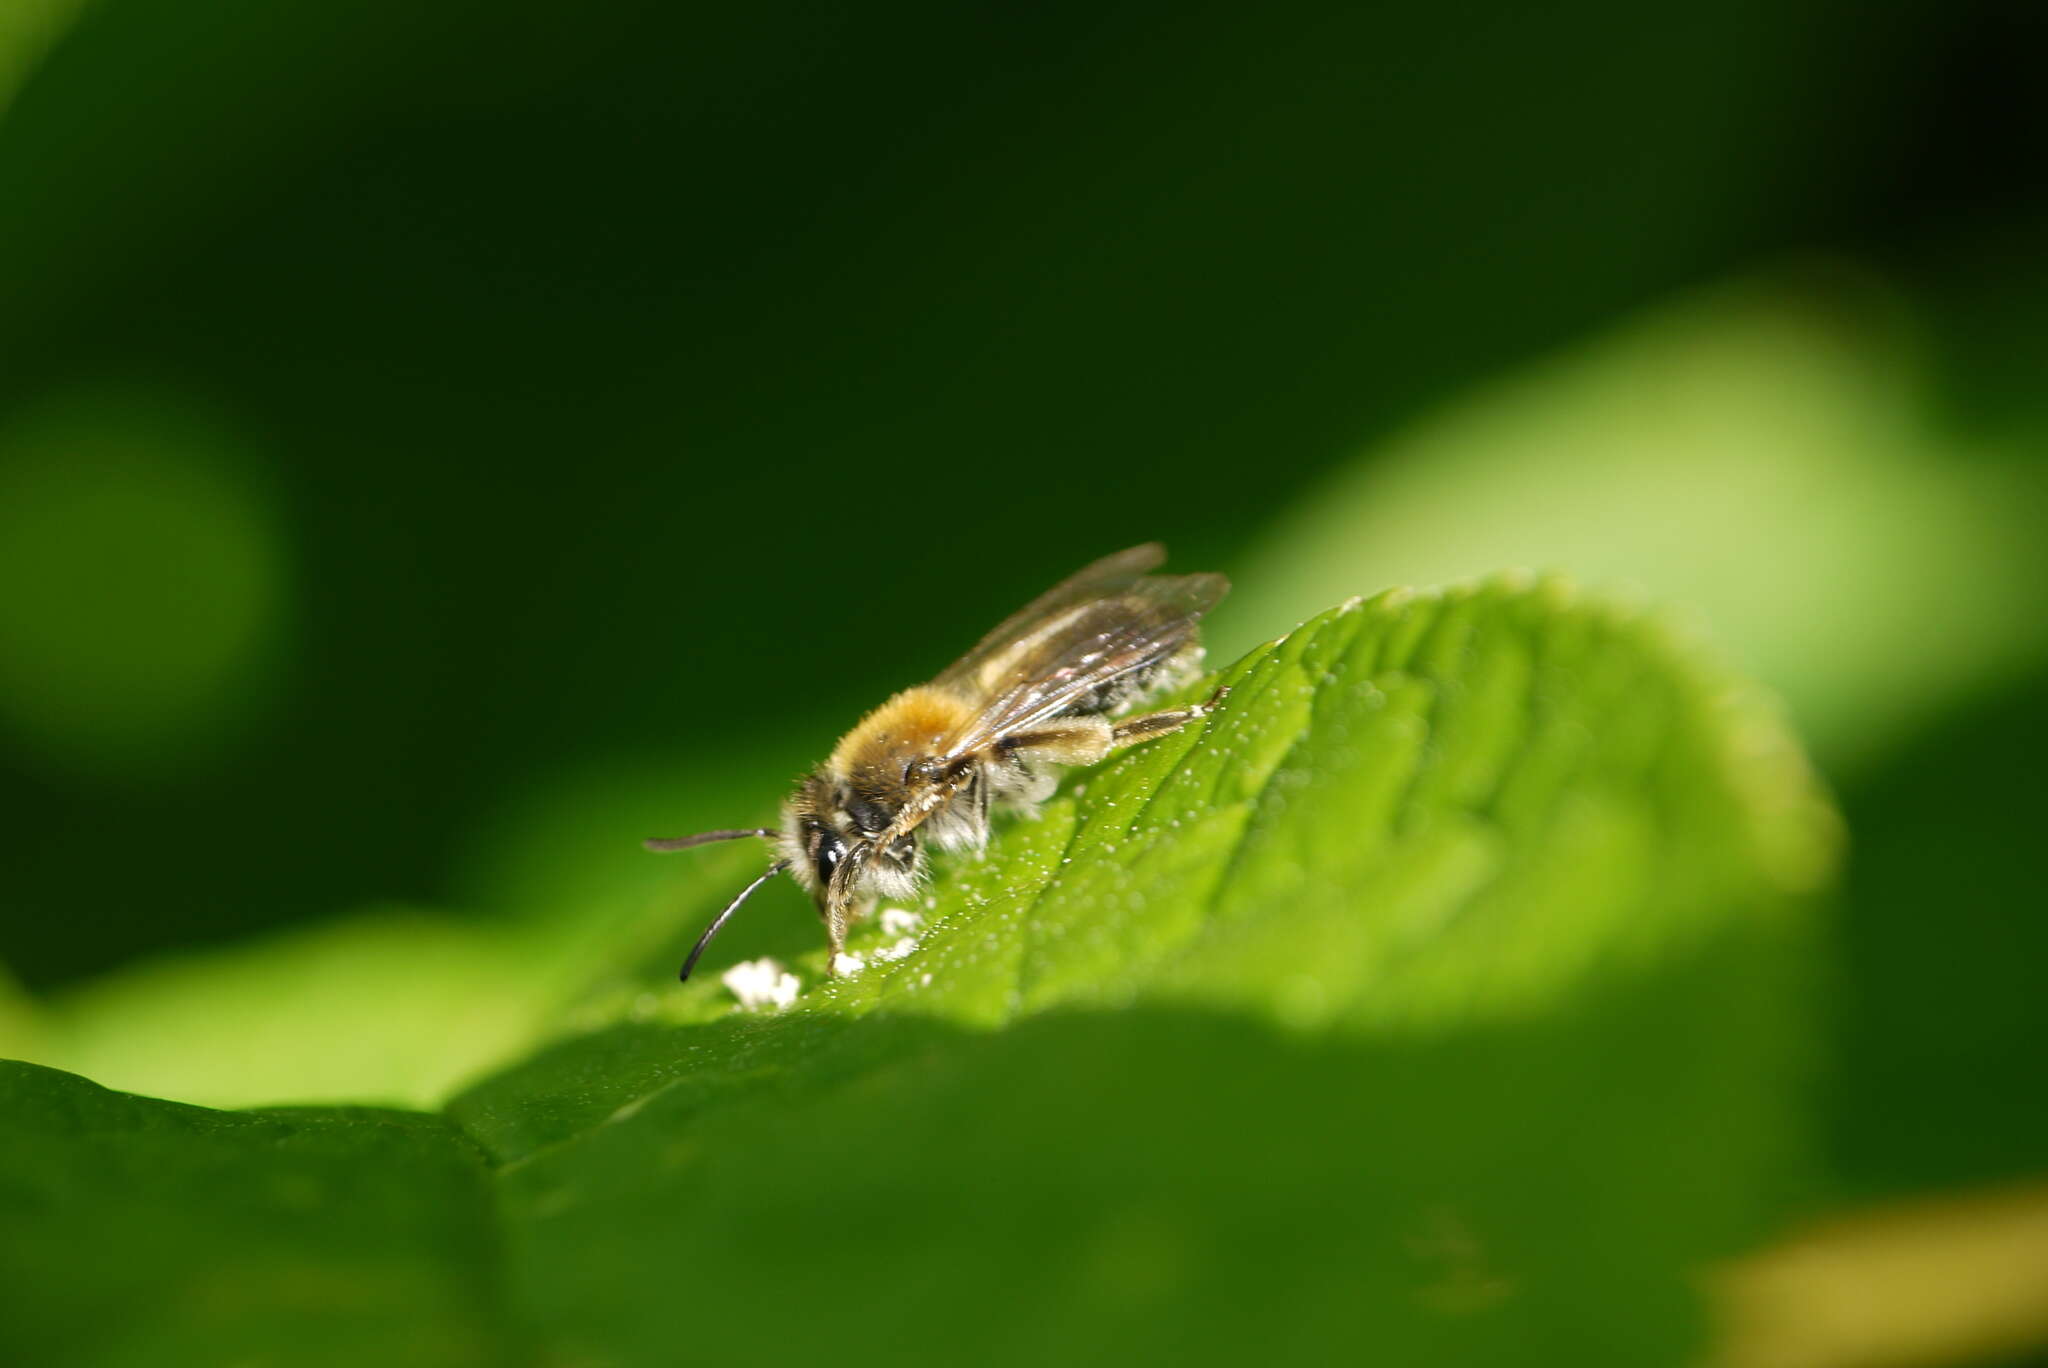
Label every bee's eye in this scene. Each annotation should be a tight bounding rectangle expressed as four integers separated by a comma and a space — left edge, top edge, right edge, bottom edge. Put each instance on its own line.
810, 827, 847, 889
842, 793, 890, 836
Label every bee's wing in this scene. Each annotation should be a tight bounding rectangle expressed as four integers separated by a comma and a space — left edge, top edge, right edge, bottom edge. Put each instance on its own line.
933, 559, 1228, 761
934, 542, 1169, 696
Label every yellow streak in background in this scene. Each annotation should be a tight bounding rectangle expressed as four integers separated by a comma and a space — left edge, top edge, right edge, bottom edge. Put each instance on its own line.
1710, 1180, 2048, 1368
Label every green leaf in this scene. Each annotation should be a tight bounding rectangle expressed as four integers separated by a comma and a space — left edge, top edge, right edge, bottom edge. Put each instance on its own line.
1, 579, 1839, 1367
0, 1060, 514, 1368
446, 578, 1834, 1365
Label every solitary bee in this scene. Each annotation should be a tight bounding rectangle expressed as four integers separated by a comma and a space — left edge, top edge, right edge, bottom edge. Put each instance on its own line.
648, 543, 1229, 980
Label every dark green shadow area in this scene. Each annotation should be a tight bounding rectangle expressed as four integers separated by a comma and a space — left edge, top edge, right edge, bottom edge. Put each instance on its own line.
0, 1062, 519, 1368
1827, 667, 2048, 1198
487, 920, 1812, 1368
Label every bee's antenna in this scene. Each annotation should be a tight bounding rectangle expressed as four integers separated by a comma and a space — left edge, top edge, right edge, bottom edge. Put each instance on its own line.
644, 827, 778, 852
679, 860, 792, 982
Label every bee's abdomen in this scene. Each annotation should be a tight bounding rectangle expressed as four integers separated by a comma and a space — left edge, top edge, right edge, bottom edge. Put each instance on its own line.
1066, 640, 1203, 718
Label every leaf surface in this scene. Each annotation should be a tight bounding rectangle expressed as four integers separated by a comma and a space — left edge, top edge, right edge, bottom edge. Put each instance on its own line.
448, 579, 1834, 1366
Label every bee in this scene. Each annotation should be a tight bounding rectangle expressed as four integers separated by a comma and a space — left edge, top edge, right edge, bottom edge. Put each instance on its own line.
647, 543, 1230, 981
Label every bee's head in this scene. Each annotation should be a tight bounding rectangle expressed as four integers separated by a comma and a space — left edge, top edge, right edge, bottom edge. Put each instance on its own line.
779, 770, 919, 902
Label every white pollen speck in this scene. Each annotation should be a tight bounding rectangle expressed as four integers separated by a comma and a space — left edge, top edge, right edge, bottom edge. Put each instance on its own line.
879, 907, 925, 936
874, 936, 919, 963
721, 958, 800, 1012
831, 951, 868, 977
920, 973, 933, 987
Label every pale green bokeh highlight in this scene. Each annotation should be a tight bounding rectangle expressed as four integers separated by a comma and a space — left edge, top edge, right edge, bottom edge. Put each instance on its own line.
34, 907, 573, 1111
0, 384, 287, 780
1224, 272, 2048, 775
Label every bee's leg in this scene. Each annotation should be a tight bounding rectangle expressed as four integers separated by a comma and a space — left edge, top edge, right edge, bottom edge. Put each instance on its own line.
822, 884, 854, 972
970, 769, 991, 858
820, 901, 841, 956
1108, 684, 1230, 753
995, 716, 1114, 769
823, 895, 880, 976
824, 909, 850, 973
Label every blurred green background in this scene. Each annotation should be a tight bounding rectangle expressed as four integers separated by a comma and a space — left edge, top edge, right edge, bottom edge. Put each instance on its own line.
1, 0, 2045, 1362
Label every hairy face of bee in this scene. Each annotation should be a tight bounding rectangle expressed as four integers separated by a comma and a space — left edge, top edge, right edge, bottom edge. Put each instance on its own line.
778, 768, 926, 911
